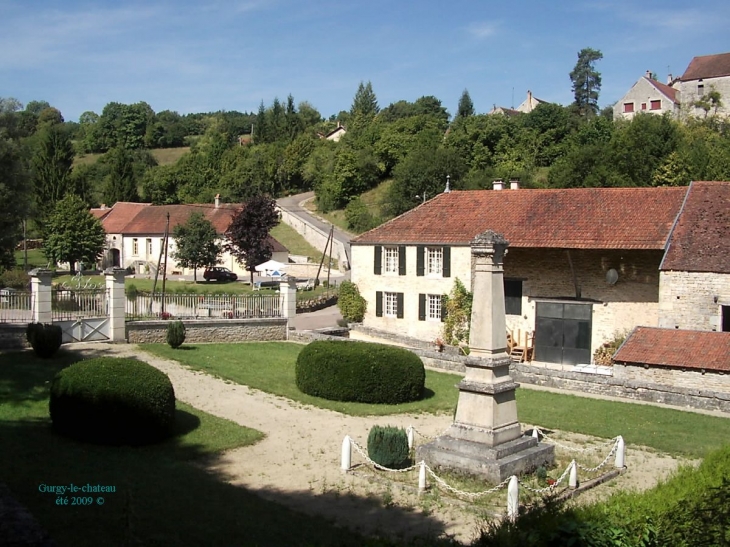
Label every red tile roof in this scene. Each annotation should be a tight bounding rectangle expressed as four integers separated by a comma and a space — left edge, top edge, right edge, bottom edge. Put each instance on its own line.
95, 202, 287, 252
353, 187, 688, 249
92, 202, 151, 233
661, 181, 730, 273
646, 77, 678, 103
680, 52, 730, 81
614, 327, 730, 372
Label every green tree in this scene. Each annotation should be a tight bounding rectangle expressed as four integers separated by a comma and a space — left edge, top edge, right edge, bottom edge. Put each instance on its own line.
43, 194, 106, 273
0, 134, 30, 271
103, 147, 139, 204
350, 81, 380, 118
224, 194, 280, 284
570, 47, 603, 117
693, 87, 724, 118
457, 89, 475, 118
172, 212, 222, 282
442, 278, 472, 346
30, 123, 75, 223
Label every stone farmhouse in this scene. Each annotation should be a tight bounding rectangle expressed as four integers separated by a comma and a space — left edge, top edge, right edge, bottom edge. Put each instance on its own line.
91, 199, 288, 278
350, 181, 730, 367
615, 52, 730, 120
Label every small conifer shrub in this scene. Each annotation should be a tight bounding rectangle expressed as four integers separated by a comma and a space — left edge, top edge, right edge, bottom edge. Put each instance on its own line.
367, 426, 411, 470
166, 320, 186, 348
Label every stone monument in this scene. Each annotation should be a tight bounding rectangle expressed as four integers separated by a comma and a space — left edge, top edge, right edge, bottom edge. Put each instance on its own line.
417, 230, 554, 482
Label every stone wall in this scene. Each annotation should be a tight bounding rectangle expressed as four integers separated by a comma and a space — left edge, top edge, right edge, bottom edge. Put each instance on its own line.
614, 362, 730, 394
126, 318, 288, 344
675, 75, 730, 119
0, 324, 29, 349
278, 207, 349, 271
659, 271, 730, 331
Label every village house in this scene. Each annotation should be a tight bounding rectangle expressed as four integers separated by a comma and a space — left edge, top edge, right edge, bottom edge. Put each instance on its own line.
615, 52, 730, 120
91, 198, 288, 278
350, 181, 730, 367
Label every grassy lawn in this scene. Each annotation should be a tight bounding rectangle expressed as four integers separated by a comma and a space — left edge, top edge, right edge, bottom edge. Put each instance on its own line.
143, 342, 730, 458
271, 221, 339, 269
304, 180, 393, 235
0, 347, 366, 547
73, 147, 190, 167
12, 248, 48, 271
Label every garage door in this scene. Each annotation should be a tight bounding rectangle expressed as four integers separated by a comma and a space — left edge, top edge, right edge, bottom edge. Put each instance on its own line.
534, 302, 592, 365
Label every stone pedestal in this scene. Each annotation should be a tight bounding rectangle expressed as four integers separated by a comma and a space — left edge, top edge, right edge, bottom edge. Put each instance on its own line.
416, 231, 553, 482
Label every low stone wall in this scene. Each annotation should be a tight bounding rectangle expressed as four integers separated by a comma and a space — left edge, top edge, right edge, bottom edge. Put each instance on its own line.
126, 318, 288, 344
0, 324, 29, 350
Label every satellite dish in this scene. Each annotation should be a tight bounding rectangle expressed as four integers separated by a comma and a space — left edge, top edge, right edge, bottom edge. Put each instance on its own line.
606, 268, 619, 285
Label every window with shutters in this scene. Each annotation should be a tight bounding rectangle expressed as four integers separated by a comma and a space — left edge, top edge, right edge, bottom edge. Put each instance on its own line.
427, 294, 442, 321
384, 247, 399, 274
384, 292, 398, 317
650, 100, 661, 110
623, 102, 634, 113
426, 247, 442, 276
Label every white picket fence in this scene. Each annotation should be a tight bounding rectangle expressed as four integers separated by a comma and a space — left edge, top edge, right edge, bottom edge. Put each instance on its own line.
125, 292, 282, 320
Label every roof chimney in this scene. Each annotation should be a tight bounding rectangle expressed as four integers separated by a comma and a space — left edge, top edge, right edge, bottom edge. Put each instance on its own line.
667, 73, 673, 85
214, 194, 220, 208
509, 179, 520, 190
100, 203, 107, 210
444, 174, 451, 193
645, 70, 652, 79
492, 179, 504, 191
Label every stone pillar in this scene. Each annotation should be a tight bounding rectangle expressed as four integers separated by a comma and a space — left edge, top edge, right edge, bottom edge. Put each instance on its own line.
105, 268, 127, 342
279, 278, 297, 320
416, 230, 553, 482
29, 268, 53, 324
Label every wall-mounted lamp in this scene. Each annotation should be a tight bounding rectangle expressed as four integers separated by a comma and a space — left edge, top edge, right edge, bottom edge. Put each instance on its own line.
713, 295, 719, 304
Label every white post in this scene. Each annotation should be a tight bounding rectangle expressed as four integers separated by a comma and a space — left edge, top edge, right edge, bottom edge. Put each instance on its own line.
280, 278, 297, 335
615, 436, 625, 469
105, 268, 127, 342
418, 461, 427, 492
507, 475, 519, 521
532, 427, 539, 440
340, 436, 351, 473
569, 460, 578, 489
29, 268, 53, 324
407, 426, 415, 450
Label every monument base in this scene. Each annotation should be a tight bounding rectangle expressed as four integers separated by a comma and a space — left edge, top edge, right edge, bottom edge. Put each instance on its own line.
416, 433, 555, 483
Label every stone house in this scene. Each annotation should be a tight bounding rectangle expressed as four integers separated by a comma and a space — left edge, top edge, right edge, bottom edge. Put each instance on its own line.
91, 199, 288, 278
615, 52, 730, 120
613, 71, 679, 120
489, 90, 549, 116
350, 181, 728, 366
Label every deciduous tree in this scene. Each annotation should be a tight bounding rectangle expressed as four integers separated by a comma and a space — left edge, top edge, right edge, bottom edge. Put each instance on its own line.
172, 212, 222, 282
43, 194, 106, 273
224, 195, 280, 283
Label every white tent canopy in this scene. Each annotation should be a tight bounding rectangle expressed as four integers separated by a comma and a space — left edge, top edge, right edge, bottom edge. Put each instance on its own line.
254, 259, 288, 273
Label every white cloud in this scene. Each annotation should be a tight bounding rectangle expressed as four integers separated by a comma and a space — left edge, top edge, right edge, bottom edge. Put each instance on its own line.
467, 21, 499, 40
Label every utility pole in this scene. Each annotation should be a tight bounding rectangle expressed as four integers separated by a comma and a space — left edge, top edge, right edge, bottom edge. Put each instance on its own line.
149, 212, 170, 316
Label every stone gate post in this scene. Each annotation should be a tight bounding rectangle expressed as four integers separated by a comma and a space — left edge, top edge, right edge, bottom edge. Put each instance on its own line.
29, 268, 53, 324
105, 268, 127, 342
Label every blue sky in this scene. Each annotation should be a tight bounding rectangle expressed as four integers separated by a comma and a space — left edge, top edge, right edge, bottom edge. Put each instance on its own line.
2, 0, 729, 122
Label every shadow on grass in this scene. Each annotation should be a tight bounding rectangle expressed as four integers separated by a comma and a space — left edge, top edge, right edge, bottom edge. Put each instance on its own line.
1, 350, 458, 547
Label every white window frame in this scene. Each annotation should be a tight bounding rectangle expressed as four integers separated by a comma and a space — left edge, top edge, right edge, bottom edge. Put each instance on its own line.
132, 238, 139, 256
427, 294, 441, 321
426, 247, 443, 276
384, 246, 399, 274
384, 292, 398, 317
146, 238, 153, 256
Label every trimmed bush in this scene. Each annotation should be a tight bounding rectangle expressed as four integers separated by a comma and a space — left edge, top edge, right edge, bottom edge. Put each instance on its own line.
337, 281, 366, 323
26, 323, 63, 358
295, 340, 425, 404
367, 426, 410, 470
49, 357, 176, 446
167, 320, 186, 348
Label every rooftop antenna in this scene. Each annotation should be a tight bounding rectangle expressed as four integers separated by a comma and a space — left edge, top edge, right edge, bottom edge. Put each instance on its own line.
511, 87, 514, 109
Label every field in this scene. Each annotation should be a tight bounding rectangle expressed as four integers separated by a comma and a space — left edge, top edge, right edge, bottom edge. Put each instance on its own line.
73, 146, 190, 167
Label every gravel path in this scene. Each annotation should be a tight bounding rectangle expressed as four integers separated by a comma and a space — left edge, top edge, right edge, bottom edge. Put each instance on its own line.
64, 342, 684, 544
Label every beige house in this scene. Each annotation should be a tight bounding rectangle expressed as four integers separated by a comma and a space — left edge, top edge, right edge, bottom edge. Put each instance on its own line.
489, 90, 549, 116
613, 71, 679, 120
350, 182, 729, 366
91, 200, 288, 278
615, 52, 730, 120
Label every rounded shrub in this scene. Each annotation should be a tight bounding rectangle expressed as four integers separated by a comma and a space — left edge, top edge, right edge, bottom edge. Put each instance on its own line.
26, 323, 63, 358
167, 320, 186, 348
49, 357, 176, 446
295, 340, 425, 404
367, 426, 411, 470
336, 281, 366, 323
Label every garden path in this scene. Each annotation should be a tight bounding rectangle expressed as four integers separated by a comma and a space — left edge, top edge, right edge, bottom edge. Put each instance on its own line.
66, 342, 684, 544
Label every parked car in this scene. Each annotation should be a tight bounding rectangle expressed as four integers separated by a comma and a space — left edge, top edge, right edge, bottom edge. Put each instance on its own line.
203, 267, 238, 282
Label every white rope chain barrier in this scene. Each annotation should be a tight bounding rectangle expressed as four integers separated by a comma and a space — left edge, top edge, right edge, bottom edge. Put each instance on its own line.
532, 426, 619, 453
344, 428, 624, 501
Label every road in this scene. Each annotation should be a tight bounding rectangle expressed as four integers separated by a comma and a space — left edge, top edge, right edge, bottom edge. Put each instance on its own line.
276, 191, 354, 272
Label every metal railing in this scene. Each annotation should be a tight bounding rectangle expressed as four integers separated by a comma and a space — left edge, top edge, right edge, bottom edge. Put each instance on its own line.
126, 293, 282, 320
0, 290, 33, 324
51, 288, 109, 320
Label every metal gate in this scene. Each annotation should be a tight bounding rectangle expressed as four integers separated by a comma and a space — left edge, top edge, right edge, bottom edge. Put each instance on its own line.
52, 288, 110, 343
534, 301, 592, 365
